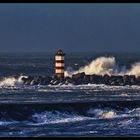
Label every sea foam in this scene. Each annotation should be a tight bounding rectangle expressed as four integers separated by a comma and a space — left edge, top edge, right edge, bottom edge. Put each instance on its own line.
0, 75, 28, 87
65, 56, 140, 77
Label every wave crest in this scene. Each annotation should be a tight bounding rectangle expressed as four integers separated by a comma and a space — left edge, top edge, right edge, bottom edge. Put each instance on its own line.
127, 63, 140, 76
87, 108, 116, 119
65, 56, 140, 77
0, 75, 28, 87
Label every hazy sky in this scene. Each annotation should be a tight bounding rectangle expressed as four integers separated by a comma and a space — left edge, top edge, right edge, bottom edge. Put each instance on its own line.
0, 3, 140, 53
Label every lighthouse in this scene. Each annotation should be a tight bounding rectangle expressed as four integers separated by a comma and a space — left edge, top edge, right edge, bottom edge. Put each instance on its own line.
55, 49, 65, 77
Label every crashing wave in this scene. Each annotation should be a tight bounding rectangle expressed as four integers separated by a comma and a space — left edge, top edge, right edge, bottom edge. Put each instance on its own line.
0, 75, 28, 87
0, 56, 140, 87
65, 56, 140, 77
31, 111, 87, 124
87, 108, 116, 119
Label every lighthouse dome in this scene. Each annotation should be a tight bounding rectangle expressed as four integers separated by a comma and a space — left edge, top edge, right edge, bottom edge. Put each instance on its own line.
55, 49, 65, 56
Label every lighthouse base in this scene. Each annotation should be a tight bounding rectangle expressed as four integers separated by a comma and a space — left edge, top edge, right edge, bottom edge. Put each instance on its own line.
55, 73, 64, 78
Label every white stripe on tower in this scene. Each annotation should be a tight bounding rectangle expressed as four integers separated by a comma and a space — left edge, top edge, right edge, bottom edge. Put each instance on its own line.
55, 63, 64, 67
55, 69, 64, 73
55, 49, 65, 77
55, 56, 64, 61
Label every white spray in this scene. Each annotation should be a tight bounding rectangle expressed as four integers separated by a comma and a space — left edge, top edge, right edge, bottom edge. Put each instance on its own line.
65, 56, 140, 77
0, 75, 28, 87
75, 57, 118, 75
126, 63, 140, 77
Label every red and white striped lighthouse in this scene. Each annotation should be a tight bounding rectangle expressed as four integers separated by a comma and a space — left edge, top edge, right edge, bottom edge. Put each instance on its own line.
55, 49, 65, 77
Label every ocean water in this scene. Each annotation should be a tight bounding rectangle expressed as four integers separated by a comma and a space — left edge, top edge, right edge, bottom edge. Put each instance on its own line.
0, 52, 140, 137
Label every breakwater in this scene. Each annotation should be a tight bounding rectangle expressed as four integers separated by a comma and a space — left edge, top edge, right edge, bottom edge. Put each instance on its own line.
21, 72, 140, 86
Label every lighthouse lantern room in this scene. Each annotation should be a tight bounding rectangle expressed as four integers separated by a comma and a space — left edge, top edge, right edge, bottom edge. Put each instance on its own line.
55, 49, 65, 77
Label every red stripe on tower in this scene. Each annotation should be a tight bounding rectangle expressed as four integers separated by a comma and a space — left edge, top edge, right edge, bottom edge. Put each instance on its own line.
55, 60, 64, 63
55, 49, 65, 77
55, 66, 64, 69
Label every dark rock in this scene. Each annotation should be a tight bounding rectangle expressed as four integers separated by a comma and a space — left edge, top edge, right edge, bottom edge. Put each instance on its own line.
136, 76, 140, 85
109, 75, 124, 86
123, 75, 136, 85
22, 76, 34, 85
83, 75, 90, 84
21, 75, 52, 85
72, 72, 85, 85
65, 76, 72, 84
72, 72, 85, 80
102, 74, 111, 85
90, 74, 103, 84
21, 73, 140, 86
32, 76, 40, 85
129, 75, 137, 85
39, 76, 52, 85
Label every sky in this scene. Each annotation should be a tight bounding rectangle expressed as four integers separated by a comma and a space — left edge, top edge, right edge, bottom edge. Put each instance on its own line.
0, 3, 140, 53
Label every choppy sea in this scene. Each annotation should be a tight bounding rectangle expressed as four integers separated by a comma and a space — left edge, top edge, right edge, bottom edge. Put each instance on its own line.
0, 52, 139, 137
